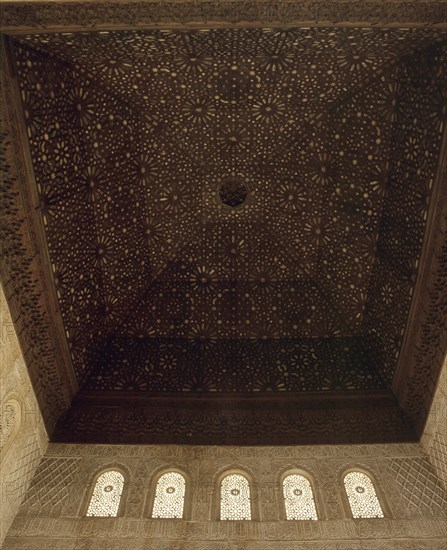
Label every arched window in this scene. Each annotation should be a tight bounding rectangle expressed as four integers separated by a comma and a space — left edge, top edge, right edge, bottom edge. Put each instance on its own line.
220, 473, 251, 520
344, 471, 384, 518
282, 474, 318, 520
86, 470, 124, 517
152, 472, 186, 519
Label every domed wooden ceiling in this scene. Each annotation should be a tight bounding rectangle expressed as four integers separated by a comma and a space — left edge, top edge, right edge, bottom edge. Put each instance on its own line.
2, 18, 447, 443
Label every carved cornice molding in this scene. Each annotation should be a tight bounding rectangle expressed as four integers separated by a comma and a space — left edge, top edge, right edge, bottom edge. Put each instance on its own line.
397, 145, 447, 435
45, 441, 426, 459
0, 40, 75, 433
54, 394, 416, 445
1, 1, 447, 32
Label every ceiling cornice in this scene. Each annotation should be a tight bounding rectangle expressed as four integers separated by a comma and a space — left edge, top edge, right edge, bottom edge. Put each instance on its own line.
1, 1, 447, 34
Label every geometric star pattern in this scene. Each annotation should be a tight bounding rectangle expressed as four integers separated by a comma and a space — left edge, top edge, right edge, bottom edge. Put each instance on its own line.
12, 28, 447, 393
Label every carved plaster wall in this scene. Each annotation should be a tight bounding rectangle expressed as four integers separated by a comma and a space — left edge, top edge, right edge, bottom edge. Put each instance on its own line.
0, 286, 48, 546
422, 355, 447, 491
2, 439, 447, 549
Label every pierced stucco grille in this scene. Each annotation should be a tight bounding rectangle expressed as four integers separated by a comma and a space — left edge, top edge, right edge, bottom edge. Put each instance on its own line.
86, 470, 124, 517
152, 472, 186, 518
220, 474, 251, 520
283, 474, 318, 520
344, 471, 384, 518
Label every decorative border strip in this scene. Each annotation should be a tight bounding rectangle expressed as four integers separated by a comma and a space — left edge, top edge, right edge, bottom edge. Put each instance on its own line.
5, 516, 447, 542
0, 40, 76, 433
54, 395, 416, 445
1, 1, 447, 32
397, 132, 447, 435
46, 441, 425, 459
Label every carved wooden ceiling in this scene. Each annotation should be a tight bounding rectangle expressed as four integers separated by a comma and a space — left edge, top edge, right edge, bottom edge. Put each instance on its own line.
2, 13, 447, 443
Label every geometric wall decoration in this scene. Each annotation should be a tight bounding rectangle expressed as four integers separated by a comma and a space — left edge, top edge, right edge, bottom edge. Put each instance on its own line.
21, 456, 81, 516
390, 457, 447, 512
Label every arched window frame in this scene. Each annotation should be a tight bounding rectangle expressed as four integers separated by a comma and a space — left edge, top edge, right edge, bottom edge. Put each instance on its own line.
0, 397, 21, 460
81, 465, 129, 518
341, 467, 390, 519
146, 467, 190, 520
213, 468, 258, 521
279, 468, 322, 521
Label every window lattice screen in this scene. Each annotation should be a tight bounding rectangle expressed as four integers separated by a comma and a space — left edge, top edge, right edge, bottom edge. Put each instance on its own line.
344, 471, 384, 518
152, 472, 186, 519
283, 474, 318, 520
86, 470, 124, 517
220, 474, 251, 520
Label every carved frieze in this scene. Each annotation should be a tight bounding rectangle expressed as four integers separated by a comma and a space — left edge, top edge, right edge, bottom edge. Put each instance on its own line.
2, 1, 447, 31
